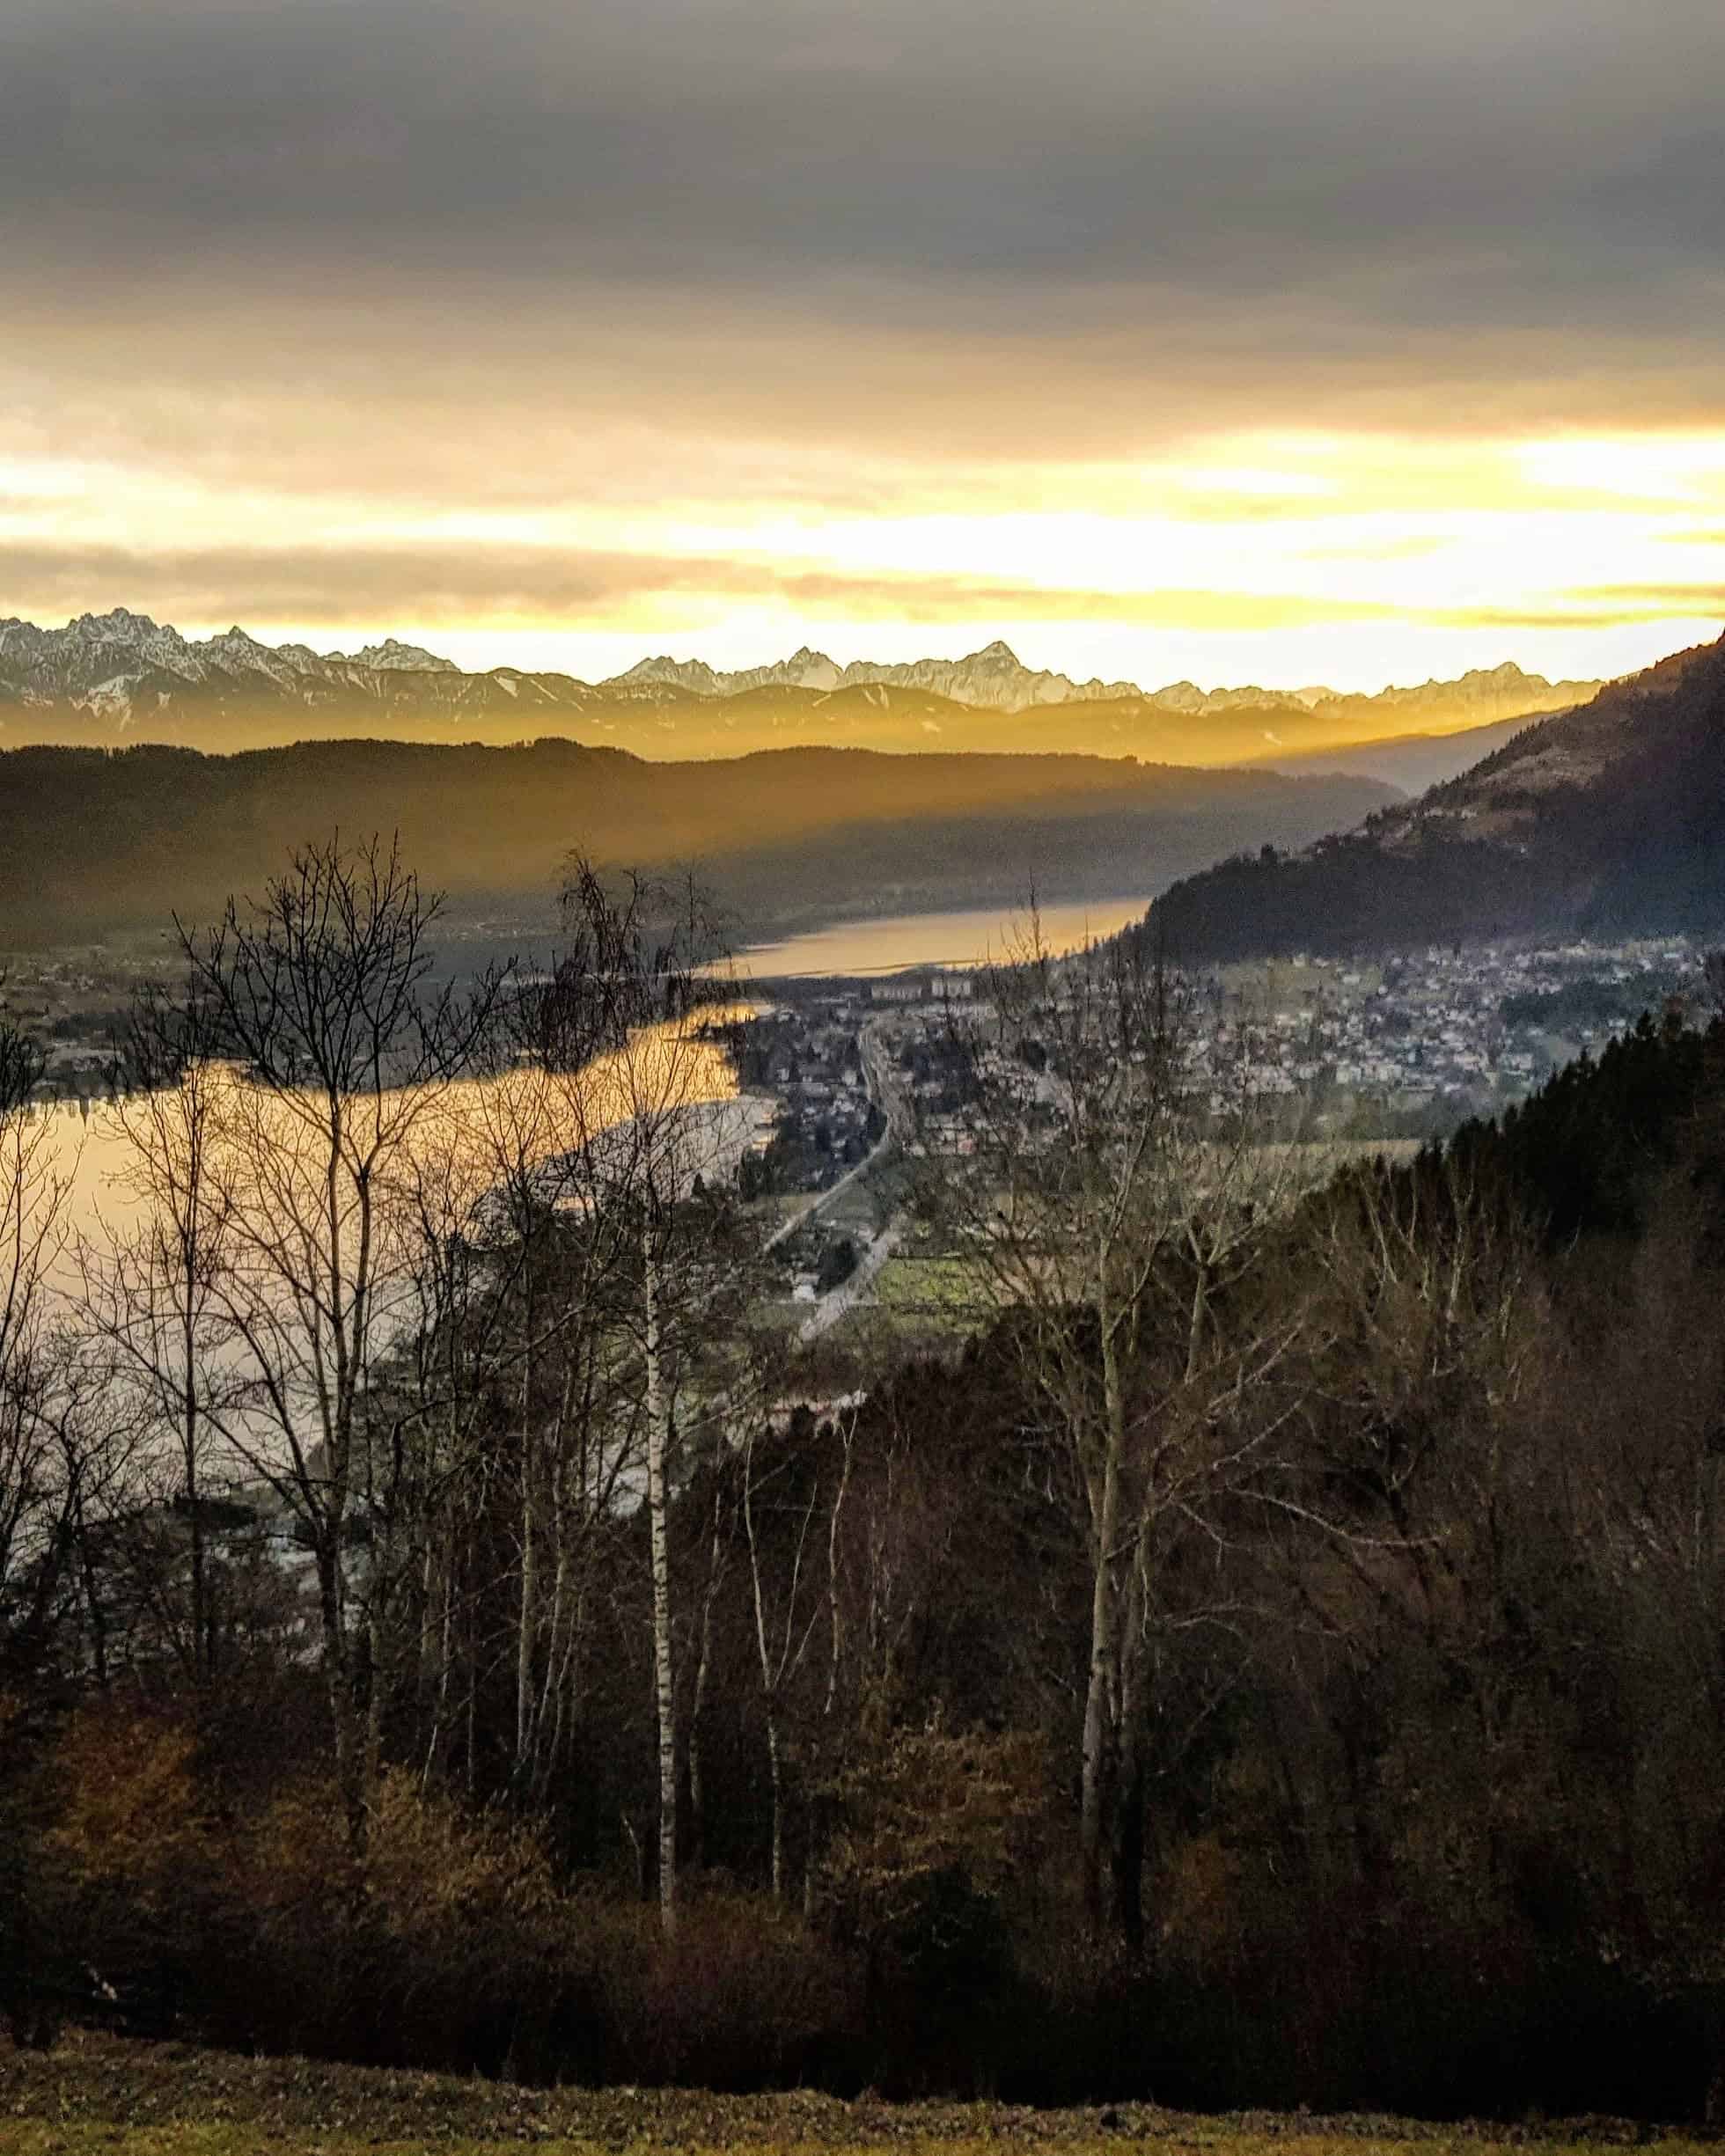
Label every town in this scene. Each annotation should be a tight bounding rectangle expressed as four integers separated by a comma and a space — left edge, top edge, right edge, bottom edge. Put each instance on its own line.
717, 930, 1714, 1336
4, 930, 1713, 1347
734, 929, 1712, 1150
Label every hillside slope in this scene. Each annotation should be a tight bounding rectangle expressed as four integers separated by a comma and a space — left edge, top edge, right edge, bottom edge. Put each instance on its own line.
1149, 637, 1725, 960
1245, 712, 1537, 792
0, 738, 1393, 945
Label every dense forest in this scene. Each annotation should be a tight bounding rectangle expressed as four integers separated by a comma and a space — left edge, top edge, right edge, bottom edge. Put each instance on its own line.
0, 739, 1390, 946
1149, 635, 1725, 961
3, 840, 1725, 2121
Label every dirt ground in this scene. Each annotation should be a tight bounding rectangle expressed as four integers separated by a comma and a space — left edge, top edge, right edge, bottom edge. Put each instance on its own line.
0, 2028, 1696, 2156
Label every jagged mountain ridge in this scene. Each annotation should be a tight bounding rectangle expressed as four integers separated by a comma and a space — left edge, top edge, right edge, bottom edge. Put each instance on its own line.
612, 638, 1142, 708
1148, 635, 1725, 958
602, 639, 1596, 722
0, 607, 1601, 764
0, 608, 611, 717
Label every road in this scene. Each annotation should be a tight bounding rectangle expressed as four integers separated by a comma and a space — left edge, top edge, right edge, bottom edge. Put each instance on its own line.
762, 1016, 902, 1253
798, 1223, 902, 1342
755, 1014, 919, 1342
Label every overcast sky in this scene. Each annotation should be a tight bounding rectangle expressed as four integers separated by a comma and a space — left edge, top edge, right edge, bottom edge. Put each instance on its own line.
4, 0, 1724, 689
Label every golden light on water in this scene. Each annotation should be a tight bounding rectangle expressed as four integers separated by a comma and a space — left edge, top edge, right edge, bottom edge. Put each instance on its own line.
40, 1014, 752, 1263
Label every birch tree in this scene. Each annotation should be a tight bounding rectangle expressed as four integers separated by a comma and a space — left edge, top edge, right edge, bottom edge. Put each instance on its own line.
543, 858, 743, 1935
920, 920, 1316, 1934
738, 1401, 853, 1903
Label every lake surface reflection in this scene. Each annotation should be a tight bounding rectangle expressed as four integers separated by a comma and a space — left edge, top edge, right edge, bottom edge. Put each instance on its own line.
733, 897, 1152, 980
33, 1011, 755, 1265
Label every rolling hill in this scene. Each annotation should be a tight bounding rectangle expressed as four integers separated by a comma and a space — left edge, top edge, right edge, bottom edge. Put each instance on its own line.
0, 737, 1396, 948
1149, 636, 1725, 961
1244, 714, 1540, 793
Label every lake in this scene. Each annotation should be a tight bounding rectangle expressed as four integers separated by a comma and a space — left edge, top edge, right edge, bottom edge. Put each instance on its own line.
732, 896, 1154, 980
0, 1017, 764, 1512
26, 1013, 757, 1269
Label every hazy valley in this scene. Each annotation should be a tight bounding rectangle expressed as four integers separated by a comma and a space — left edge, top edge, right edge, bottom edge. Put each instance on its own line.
0, 732, 1394, 947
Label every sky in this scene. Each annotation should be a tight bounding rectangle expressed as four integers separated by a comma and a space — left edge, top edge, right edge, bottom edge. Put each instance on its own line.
4, 0, 1725, 694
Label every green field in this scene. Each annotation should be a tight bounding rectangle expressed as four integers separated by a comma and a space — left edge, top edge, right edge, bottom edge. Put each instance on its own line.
0, 2034, 1699, 2156
805, 1251, 979, 1353
870, 1253, 976, 1317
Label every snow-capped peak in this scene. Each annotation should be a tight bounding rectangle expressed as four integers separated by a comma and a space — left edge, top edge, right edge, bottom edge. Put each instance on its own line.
72, 606, 166, 641
339, 637, 459, 673
0, 608, 1606, 745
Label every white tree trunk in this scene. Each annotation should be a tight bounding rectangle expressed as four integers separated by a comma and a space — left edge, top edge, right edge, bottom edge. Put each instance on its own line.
766, 1707, 786, 1903
1081, 1320, 1127, 1929
643, 1234, 679, 1936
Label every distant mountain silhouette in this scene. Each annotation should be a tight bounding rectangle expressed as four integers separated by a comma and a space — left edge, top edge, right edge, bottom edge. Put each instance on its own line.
0, 736, 1395, 947
1149, 636, 1725, 959
0, 610, 1599, 765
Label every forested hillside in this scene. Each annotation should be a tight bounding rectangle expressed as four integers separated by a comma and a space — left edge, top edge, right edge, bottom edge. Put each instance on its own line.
0, 738, 1391, 944
1149, 635, 1725, 960
4, 838, 1724, 2116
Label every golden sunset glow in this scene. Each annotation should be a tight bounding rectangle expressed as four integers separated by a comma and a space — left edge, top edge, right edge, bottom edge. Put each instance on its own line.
5, 0, 1724, 711
6, 422, 1720, 696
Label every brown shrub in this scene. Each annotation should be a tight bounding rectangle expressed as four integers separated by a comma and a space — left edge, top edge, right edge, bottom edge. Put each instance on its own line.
224, 1768, 563, 2070
40, 1702, 207, 1911
18, 1723, 859, 2087
563, 1886, 859, 2088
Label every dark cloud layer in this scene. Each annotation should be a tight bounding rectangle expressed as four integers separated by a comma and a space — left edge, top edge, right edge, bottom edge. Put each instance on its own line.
5, 0, 1725, 453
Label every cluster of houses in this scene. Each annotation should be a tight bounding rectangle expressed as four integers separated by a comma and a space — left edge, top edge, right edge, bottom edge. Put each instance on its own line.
785, 937, 1714, 1153
864, 972, 974, 1006
1200, 936, 1708, 1125
0, 949, 160, 1100
731, 994, 885, 1192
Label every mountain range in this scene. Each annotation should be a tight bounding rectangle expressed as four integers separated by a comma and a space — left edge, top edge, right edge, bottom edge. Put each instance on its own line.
1149, 634, 1725, 960
0, 610, 1601, 777
1, 612, 1715, 960
613, 639, 1141, 707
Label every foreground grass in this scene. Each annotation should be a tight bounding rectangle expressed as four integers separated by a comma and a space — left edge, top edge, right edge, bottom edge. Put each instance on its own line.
0, 2032, 1703, 2156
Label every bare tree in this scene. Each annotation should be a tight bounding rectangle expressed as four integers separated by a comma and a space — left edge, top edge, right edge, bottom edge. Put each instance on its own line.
0, 1016, 44, 1121
80, 981, 239, 1687
738, 1399, 854, 1903
542, 857, 746, 1934
918, 918, 1317, 1933
407, 1023, 654, 1809
165, 835, 504, 1850
0, 1021, 84, 1680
